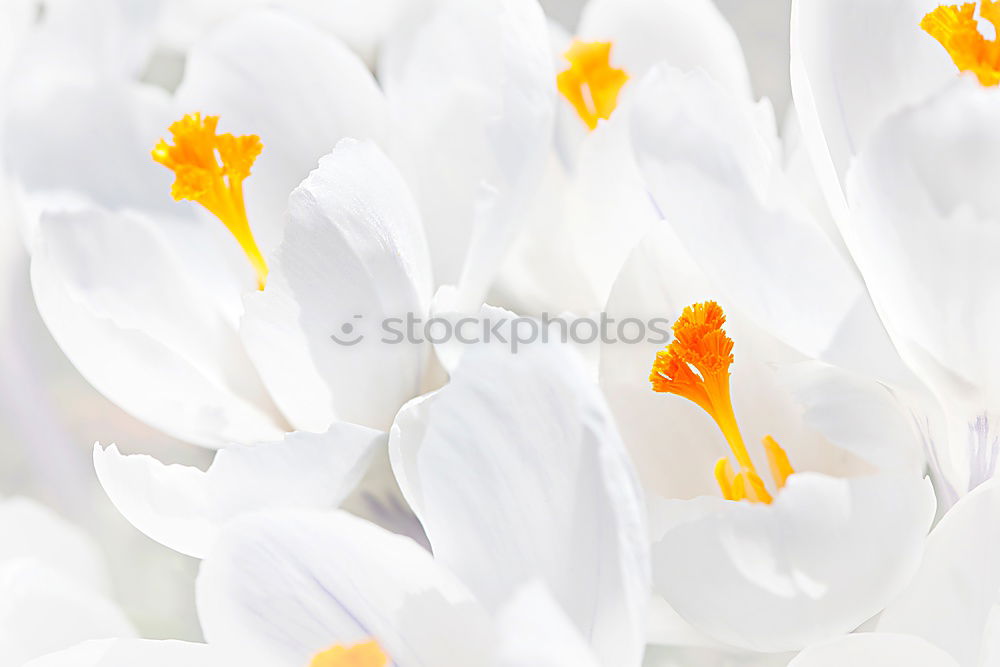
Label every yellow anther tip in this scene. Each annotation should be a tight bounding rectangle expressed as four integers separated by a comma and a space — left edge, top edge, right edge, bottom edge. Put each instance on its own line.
557, 39, 629, 130
309, 640, 388, 667
152, 112, 269, 289
922, 2, 1000, 86
762, 435, 794, 489
649, 301, 734, 397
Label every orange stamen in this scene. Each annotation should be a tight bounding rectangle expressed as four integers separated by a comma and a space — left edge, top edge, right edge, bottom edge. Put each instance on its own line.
557, 40, 629, 130
922, 2, 1000, 86
650, 302, 793, 503
152, 113, 268, 289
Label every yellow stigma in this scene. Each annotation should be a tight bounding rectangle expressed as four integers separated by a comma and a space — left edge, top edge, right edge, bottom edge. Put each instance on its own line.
308, 640, 387, 667
152, 113, 269, 290
922, 2, 1000, 86
650, 302, 795, 503
557, 40, 629, 131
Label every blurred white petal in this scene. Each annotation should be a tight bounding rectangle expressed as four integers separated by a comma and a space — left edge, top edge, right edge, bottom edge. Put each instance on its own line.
0, 497, 112, 594
22, 639, 230, 667
577, 0, 751, 97
789, 634, 958, 667
0, 561, 135, 667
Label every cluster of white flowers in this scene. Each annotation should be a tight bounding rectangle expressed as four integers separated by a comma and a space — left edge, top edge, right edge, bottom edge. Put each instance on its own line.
0, 0, 997, 665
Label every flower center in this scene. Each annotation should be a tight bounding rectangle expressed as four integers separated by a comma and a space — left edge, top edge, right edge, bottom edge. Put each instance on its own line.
152, 112, 269, 289
557, 40, 629, 131
922, 1, 1000, 86
649, 301, 795, 503
308, 639, 387, 667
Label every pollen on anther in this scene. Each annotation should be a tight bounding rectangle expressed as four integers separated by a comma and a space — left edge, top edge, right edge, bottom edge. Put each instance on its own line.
152, 112, 269, 289
557, 40, 629, 130
922, 1, 1000, 86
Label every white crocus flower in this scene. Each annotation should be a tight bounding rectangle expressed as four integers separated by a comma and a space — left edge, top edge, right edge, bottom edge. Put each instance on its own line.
627, 62, 914, 388
0, 497, 134, 666
497, 0, 752, 315
81, 133, 443, 554
7, 0, 554, 447
89, 101, 578, 552
30, 342, 647, 667
599, 220, 932, 651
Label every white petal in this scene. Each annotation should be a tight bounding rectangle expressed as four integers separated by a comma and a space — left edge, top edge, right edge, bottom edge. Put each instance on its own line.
776, 361, 925, 473
2, 82, 175, 227
790, 0, 955, 218
22, 639, 231, 667
577, 0, 751, 97
653, 472, 934, 652
241, 139, 432, 432
157, 0, 418, 66
94, 423, 382, 558
197, 509, 494, 666
6, 0, 157, 85
175, 9, 389, 255
878, 478, 1000, 665
0, 497, 111, 594
0, 0, 35, 77
3, 79, 262, 310
788, 633, 959, 667
381, 0, 555, 308
0, 561, 135, 667
846, 83, 1000, 413
30, 207, 283, 446
494, 583, 601, 667
389, 343, 649, 667
643, 645, 793, 667
3, 1, 161, 228
498, 110, 660, 315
